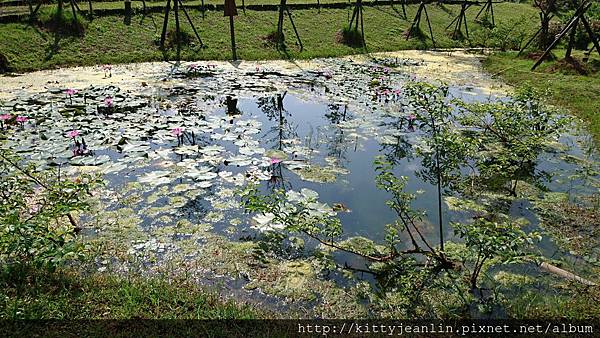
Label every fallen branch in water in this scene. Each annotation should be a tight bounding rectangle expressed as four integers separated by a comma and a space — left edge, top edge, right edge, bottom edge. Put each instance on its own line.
538, 261, 597, 286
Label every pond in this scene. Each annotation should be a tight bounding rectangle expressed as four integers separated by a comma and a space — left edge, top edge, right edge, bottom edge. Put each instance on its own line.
1, 51, 598, 317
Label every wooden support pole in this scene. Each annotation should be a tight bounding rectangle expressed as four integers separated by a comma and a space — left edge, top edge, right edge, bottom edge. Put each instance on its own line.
277, 0, 286, 46
286, 7, 303, 51
174, 0, 181, 59
565, 17, 579, 58
578, 10, 600, 56
423, 3, 435, 47
359, 2, 365, 47
230, 16, 237, 59
532, 1, 590, 70
160, 0, 172, 49
179, 0, 204, 46
225, 0, 238, 59
69, 0, 78, 23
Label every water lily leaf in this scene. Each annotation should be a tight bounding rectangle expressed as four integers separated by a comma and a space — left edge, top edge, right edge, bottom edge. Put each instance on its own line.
251, 213, 285, 232
139, 170, 172, 186
265, 149, 288, 161
225, 155, 253, 167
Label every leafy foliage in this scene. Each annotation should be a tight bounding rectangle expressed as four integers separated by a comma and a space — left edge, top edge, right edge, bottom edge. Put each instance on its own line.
453, 217, 540, 289
0, 149, 102, 269
456, 86, 566, 195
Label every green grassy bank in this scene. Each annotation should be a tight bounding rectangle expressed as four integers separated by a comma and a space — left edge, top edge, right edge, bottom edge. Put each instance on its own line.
0, 266, 263, 319
0, 2, 538, 71
483, 52, 600, 143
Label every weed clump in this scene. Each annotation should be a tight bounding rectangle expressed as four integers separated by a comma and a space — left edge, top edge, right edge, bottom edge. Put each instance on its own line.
262, 30, 284, 46
163, 28, 194, 49
336, 26, 364, 47
0, 52, 9, 73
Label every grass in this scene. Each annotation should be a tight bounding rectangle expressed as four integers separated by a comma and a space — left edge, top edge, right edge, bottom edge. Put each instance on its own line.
0, 2, 539, 72
0, 265, 263, 320
483, 51, 600, 143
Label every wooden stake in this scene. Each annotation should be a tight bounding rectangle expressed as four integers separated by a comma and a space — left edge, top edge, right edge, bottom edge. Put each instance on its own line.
230, 15, 237, 60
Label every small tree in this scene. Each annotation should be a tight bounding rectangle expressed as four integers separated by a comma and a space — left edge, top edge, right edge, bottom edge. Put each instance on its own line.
0, 149, 101, 270
454, 217, 539, 290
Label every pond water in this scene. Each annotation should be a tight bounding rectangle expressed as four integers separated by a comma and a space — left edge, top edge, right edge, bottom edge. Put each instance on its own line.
1, 51, 598, 314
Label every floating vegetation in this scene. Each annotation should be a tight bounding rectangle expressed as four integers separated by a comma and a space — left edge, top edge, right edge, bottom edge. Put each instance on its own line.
1, 54, 599, 318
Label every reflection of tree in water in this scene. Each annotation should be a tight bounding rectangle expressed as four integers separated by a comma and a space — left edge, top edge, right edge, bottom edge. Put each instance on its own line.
323, 103, 353, 163
257, 92, 297, 151
177, 194, 210, 224
257, 92, 296, 192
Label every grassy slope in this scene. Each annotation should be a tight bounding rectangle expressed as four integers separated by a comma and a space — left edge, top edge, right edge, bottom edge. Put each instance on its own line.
0, 266, 263, 319
483, 52, 600, 142
0, 3, 538, 71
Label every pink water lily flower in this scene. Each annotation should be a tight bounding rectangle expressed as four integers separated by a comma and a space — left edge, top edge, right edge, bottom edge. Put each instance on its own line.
0, 114, 10, 129
171, 127, 184, 136
67, 130, 80, 138
104, 96, 114, 107
65, 88, 78, 96
16, 116, 28, 123
270, 158, 282, 165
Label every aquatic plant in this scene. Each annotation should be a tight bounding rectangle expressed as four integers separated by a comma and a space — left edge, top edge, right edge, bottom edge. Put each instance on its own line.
102, 65, 112, 78
243, 156, 451, 265
66, 130, 80, 139
0, 114, 10, 130
15, 116, 28, 129
65, 89, 78, 104
103, 96, 113, 108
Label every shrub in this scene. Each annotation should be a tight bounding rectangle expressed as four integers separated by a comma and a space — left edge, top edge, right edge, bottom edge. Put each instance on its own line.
0, 53, 9, 74
0, 149, 102, 270
336, 26, 364, 47
164, 28, 194, 49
